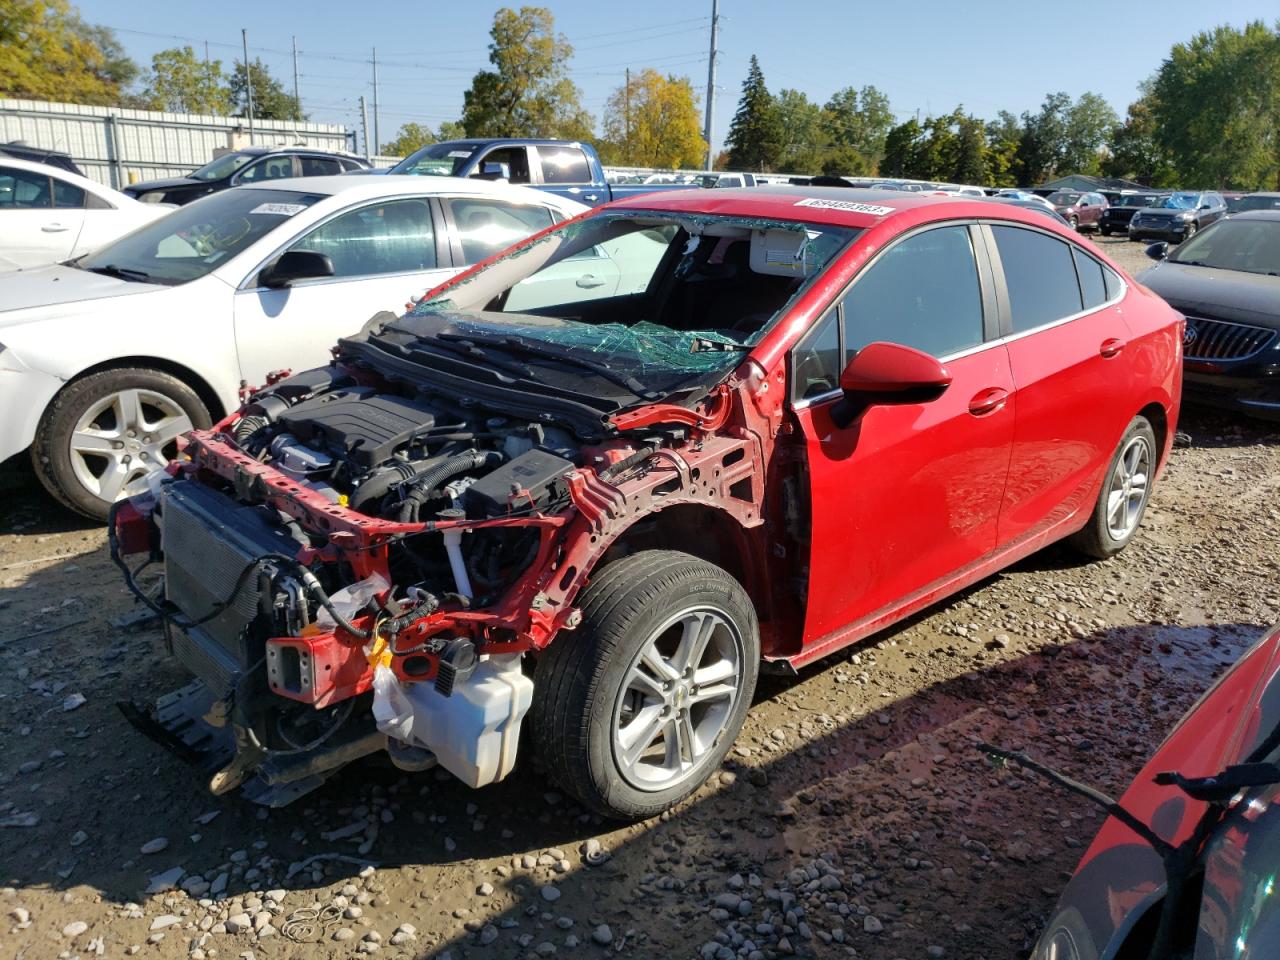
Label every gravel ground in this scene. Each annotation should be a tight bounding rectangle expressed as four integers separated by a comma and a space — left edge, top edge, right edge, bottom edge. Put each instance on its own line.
4, 234, 1275, 960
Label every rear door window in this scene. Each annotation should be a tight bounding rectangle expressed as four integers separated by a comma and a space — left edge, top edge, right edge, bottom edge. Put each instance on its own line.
448, 197, 556, 265
991, 225, 1083, 333
539, 147, 592, 185
299, 156, 342, 176
52, 177, 86, 208
1072, 247, 1107, 310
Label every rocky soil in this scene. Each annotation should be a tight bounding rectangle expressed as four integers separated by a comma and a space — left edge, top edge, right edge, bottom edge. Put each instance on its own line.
4, 236, 1276, 960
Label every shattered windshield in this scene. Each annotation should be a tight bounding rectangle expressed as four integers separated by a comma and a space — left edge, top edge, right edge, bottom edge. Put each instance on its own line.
1164, 192, 1201, 210
373, 212, 858, 397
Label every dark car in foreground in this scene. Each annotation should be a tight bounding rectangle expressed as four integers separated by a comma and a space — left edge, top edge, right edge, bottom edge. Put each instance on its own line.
1140, 211, 1280, 419
980, 195, 1072, 226
123, 147, 370, 205
1032, 623, 1280, 960
1129, 191, 1228, 242
1045, 190, 1108, 231
111, 188, 1181, 820
1100, 192, 1168, 236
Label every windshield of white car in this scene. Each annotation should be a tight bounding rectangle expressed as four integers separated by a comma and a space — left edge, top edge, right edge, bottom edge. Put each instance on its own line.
189, 152, 256, 181
74, 188, 324, 285
387, 212, 859, 395
1168, 219, 1280, 276
390, 142, 482, 177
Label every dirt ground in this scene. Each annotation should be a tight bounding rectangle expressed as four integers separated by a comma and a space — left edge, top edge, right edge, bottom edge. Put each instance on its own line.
4, 236, 1276, 960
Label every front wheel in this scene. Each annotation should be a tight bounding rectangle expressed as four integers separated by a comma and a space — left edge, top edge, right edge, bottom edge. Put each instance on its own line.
1100, 226, 1112, 236
31, 367, 211, 520
1182, 222, 1197, 240
1068, 416, 1157, 559
531, 550, 759, 820
1069, 214, 1079, 230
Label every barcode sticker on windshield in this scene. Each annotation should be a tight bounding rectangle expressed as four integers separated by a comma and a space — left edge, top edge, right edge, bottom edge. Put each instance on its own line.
794, 198, 894, 216
249, 202, 308, 216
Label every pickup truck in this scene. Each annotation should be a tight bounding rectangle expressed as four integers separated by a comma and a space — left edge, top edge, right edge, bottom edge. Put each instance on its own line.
381, 138, 690, 208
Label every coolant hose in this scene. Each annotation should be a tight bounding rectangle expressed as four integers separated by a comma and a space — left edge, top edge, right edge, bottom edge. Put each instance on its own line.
396, 450, 506, 522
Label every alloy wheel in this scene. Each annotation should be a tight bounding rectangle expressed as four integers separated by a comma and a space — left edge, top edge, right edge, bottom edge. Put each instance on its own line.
1105, 434, 1152, 541
611, 608, 744, 792
68, 388, 193, 503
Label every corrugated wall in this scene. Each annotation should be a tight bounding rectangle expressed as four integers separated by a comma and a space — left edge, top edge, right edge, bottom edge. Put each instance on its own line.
0, 99, 354, 189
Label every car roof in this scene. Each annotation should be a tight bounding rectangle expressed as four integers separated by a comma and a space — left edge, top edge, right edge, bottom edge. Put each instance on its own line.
234, 173, 589, 213
1246, 192, 1280, 199
608, 184, 1079, 231
1229, 210, 1280, 221
232, 145, 363, 160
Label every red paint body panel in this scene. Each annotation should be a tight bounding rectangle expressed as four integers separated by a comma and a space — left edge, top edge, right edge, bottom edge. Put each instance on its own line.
795, 345, 1016, 643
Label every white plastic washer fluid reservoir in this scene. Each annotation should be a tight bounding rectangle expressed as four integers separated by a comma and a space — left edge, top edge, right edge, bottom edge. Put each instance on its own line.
400, 654, 533, 788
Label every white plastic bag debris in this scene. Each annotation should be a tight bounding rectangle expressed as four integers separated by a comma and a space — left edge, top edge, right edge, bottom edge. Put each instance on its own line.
315, 572, 389, 630
370, 663, 416, 744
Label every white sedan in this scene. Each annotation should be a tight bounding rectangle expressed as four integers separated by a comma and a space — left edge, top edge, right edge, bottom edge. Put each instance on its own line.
0, 175, 617, 518
0, 157, 172, 270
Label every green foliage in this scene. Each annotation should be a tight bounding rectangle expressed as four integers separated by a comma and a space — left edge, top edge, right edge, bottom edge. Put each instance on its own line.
382, 122, 436, 157
1102, 88, 1177, 187
1015, 91, 1116, 183
229, 58, 305, 122
601, 69, 705, 168
821, 85, 893, 171
461, 6, 594, 139
0, 0, 132, 105
1150, 21, 1280, 189
144, 46, 230, 115
774, 88, 824, 172
725, 55, 782, 171
880, 118, 921, 179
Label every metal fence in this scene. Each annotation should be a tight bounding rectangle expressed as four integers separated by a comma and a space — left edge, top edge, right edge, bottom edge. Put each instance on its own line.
0, 98, 356, 190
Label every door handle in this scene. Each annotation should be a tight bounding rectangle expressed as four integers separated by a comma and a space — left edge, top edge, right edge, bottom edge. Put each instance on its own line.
968, 387, 1009, 417
1100, 337, 1126, 358
576, 274, 606, 288
582, 193, 599, 202
41, 223, 69, 233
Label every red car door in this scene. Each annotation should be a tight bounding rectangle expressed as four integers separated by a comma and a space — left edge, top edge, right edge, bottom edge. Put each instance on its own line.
987, 224, 1136, 546
790, 223, 1016, 646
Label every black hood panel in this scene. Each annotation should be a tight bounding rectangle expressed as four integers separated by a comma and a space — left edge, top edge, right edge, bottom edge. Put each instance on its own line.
1140, 262, 1280, 327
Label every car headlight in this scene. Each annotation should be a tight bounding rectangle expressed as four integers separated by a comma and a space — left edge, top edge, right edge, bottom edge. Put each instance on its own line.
1175, 211, 1194, 220
137, 192, 165, 204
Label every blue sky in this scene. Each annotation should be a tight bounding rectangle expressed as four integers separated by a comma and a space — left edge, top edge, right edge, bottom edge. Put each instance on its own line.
75, 0, 1278, 155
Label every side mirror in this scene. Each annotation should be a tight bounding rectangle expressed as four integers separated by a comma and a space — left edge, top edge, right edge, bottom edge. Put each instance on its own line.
1145, 241, 1169, 262
258, 250, 335, 288
1200, 203, 1212, 210
831, 341, 952, 428
472, 162, 510, 181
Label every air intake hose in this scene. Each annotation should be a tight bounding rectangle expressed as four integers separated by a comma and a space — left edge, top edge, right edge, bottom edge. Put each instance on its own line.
396, 450, 506, 523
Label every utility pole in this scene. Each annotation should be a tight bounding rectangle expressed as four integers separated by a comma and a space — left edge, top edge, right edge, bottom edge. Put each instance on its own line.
703, 0, 719, 170
624, 67, 631, 160
360, 95, 370, 161
242, 28, 254, 145
292, 36, 300, 107
203, 41, 209, 64
371, 47, 380, 157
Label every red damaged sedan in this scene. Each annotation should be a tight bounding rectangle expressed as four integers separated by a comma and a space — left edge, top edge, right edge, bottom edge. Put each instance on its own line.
113, 187, 1183, 819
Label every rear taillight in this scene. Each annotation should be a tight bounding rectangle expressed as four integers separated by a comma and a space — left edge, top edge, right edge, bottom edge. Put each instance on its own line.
113, 501, 152, 555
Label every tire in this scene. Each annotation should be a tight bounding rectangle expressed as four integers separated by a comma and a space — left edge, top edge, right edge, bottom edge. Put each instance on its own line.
31, 367, 211, 520
1069, 215, 1079, 230
1068, 416, 1157, 559
1182, 222, 1197, 240
531, 550, 759, 820
1100, 226, 1112, 236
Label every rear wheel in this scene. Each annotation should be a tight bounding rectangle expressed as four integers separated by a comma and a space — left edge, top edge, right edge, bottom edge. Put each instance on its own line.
1100, 225, 1112, 236
531, 550, 759, 820
31, 367, 211, 520
1068, 415, 1157, 559
1069, 214, 1079, 230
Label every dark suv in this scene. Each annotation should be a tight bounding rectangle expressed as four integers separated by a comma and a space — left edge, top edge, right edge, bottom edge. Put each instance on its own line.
123, 147, 370, 205
1045, 190, 1107, 231
1099, 192, 1167, 236
1128, 190, 1227, 242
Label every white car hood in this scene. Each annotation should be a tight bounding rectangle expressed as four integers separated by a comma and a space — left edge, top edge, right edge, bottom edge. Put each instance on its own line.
0, 264, 160, 325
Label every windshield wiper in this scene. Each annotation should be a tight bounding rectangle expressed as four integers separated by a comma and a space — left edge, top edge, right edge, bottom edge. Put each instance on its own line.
402, 335, 537, 382
438, 331, 661, 400
85, 264, 157, 284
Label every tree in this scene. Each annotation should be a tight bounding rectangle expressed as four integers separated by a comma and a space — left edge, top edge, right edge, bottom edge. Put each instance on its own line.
0, 0, 131, 105
143, 46, 230, 115
229, 58, 304, 121
1016, 92, 1071, 184
1060, 92, 1117, 175
601, 69, 704, 168
461, 6, 594, 140
773, 88, 824, 172
382, 122, 436, 157
951, 112, 990, 184
985, 111, 1022, 186
437, 120, 467, 141
1150, 21, 1280, 189
725, 55, 781, 171
880, 118, 922, 178
821, 85, 893, 171
1103, 90, 1176, 187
